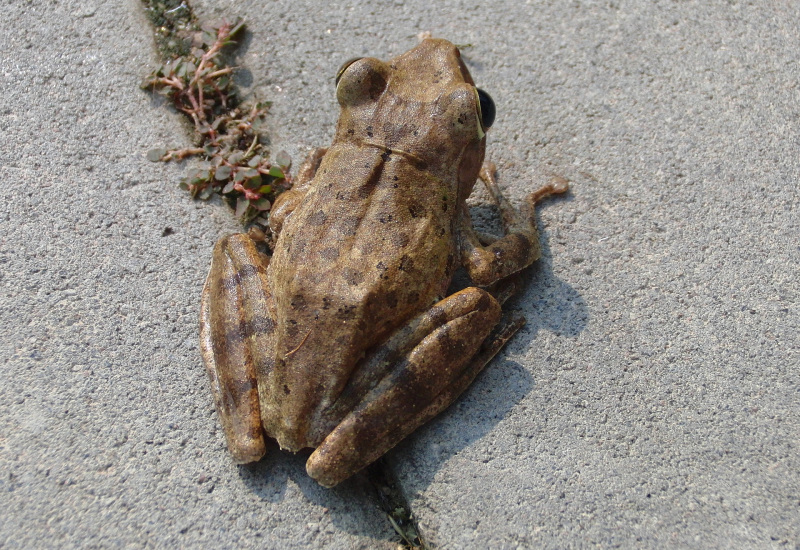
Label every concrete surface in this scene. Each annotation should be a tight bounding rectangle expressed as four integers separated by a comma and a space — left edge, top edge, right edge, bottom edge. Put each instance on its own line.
1, 0, 797, 548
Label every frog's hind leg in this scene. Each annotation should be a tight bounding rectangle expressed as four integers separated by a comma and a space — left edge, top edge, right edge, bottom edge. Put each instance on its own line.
306, 287, 522, 487
200, 234, 276, 463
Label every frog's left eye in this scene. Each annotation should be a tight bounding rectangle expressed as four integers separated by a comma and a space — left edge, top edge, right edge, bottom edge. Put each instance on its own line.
476, 88, 496, 129
336, 58, 363, 86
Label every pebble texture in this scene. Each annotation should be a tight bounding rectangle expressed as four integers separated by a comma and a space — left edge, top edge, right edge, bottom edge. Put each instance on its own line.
1, 0, 797, 548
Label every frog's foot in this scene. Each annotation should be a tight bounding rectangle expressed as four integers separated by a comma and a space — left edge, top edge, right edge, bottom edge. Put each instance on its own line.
305, 286, 521, 487
460, 162, 569, 287
200, 234, 275, 463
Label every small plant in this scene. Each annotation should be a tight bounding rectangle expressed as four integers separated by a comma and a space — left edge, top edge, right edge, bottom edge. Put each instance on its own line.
142, 10, 290, 226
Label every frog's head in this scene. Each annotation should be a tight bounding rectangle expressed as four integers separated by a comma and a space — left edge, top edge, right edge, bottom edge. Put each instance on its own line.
334, 38, 495, 188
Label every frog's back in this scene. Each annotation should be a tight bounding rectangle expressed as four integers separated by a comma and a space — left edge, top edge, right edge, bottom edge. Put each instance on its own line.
260, 145, 457, 449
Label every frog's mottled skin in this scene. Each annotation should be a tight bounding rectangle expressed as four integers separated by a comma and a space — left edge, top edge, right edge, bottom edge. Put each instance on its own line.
199, 38, 567, 487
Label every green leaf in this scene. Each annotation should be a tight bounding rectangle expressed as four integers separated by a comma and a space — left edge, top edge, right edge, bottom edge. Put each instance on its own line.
247, 155, 262, 168
228, 151, 245, 165
202, 31, 216, 46
210, 116, 225, 131
189, 168, 211, 184
258, 185, 272, 194
229, 20, 246, 39
233, 170, 247, 183
244, 174, 262, 189
221, 181, 235, 194
275, 150, 291, 170
234, 197, 250, 218
198, 186, 214, 200
252, 198, 271, 211
268, 165, 284, 178
215, 165, 232, 180
147, 148, 167, 162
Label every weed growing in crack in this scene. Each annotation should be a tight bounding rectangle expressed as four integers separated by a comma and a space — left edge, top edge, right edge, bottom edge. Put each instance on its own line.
367, 459, 427, 549
142, 2, 290, 227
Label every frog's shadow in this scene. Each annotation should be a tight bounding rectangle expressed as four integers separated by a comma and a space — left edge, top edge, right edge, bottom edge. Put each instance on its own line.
235, 452, 395, 539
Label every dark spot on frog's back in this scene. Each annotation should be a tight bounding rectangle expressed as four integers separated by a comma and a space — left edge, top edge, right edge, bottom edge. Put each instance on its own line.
398, 254, 414, 272
320, 247, 339, 261
385, 291, 398, 309
341, 216, 360, 236
247, 315, 276, 335
224, 315, 275, 345
221, 272, 240, 292
256, 356, 275, 376
238, 264, 264, 279
290, 295, 307, 311
408, 202, 425, 218
308, 210, 328, 226
390, 232, 410, 248
342, 268, 365, 286
336, 305, 357, 320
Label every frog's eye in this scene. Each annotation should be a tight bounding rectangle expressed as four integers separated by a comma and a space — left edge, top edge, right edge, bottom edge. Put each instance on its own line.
476, 88, 496, 130
335, 58, 363, 86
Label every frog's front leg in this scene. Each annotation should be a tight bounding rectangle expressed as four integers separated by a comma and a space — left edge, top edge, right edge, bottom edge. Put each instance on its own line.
460, 161, 568, 286
199, 234, 277, 463
306, 286, 515, 487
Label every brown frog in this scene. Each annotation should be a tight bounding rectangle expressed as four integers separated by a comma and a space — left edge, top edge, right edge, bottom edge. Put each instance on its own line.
199, 38, 567, 487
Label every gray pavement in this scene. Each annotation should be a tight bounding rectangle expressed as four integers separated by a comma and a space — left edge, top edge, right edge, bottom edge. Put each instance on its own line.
1, 0, 797, 548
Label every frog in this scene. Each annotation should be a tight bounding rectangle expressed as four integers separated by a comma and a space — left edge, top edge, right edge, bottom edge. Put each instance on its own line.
199, 38, 568, 487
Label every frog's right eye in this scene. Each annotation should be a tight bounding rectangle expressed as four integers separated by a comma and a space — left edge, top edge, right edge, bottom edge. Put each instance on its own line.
335, 58, 363, 86
476, 88, 496, 130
